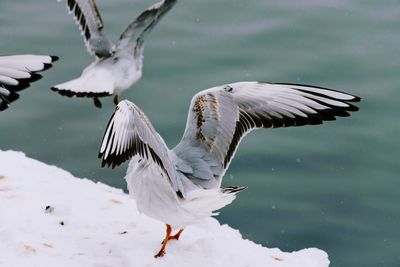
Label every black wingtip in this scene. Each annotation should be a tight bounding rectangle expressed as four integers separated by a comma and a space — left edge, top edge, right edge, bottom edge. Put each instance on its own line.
7, 73, 43, 92
51, 56, 59, 62
352, 96, 362, 102
50, 87, 111, 98
29, 73, 43, 83
42, 56, 58, 71
4, 91, 20, 103
273, 82, 362, 103
0, 99, 9, 111
222, 186, 248, 194
347, 103, 359, 112
0, 92, 20, 112
0, 103, 8, 111
42, 64, 53, 71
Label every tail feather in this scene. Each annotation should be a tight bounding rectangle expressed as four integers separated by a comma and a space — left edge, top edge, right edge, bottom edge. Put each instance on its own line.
51, 74, 113, 98
181, 186, 247, 219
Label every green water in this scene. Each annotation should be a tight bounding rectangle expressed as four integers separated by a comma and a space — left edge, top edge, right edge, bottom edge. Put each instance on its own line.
0, 1, 399, 266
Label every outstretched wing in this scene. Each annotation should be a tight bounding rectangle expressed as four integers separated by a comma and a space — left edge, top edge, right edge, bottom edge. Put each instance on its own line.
98, 100, 183, 193
0, 55, 58, 111
64, 0, 113, 57
172, 81, 360, 189
115, 0, 177, 54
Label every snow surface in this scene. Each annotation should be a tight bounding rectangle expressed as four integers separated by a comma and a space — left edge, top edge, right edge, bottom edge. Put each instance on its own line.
0, 150, 330, 267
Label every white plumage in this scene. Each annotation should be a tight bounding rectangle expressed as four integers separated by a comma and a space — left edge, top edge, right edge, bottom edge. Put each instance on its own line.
98, 81, 360, 257
51, 0, 177, 108
0, 54, 58, 111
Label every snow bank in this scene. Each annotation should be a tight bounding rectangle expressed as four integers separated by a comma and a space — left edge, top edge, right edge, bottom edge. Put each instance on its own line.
0, 150, 329, 267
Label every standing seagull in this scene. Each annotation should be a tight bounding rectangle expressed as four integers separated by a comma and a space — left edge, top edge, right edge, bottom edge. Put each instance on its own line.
51, 0, 177, 108
0, 54, 58, 111
98, 81, 360, 257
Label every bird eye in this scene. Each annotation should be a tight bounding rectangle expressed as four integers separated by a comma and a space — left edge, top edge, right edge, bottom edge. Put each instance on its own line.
224, 85, 233, 92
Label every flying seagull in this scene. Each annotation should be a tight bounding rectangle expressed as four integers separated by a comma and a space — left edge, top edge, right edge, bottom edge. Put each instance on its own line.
51, 0, 177, 108
0, 54, 58, 111
98, 81, 360, 257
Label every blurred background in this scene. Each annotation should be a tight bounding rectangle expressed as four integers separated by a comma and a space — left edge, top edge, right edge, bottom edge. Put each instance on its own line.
0, 1, 398, 266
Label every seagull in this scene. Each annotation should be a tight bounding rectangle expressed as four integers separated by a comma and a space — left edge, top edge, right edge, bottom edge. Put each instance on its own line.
51, 0, 177, 108
98, 81, 360, 257
0, 54, 58, 111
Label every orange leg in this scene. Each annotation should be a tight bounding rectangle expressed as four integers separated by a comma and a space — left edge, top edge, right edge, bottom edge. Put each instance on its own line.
154, 224, 172, 258
168, 228, 184, 241
154, 225, 185, 258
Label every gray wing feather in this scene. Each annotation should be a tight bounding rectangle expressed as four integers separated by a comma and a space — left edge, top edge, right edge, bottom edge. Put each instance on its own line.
66, 0, 113, 57
173, 81, 360, 189
115, 0, 177, 55
98, 100, 183, 194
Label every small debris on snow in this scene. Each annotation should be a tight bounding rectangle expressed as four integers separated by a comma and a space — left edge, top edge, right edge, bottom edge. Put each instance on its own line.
45, 205, 54, 213
110, 199, 123, 204
272, 256, 284, 261
23, 245, 36, 254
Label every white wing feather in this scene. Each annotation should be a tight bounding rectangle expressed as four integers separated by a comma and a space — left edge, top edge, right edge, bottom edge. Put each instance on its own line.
0, 54, 57, 111
173, 81, 360, 188
98, 82, 360, 192
51, 66, 114, 96
115, 0, 177, 55
98, 100, 183, 193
